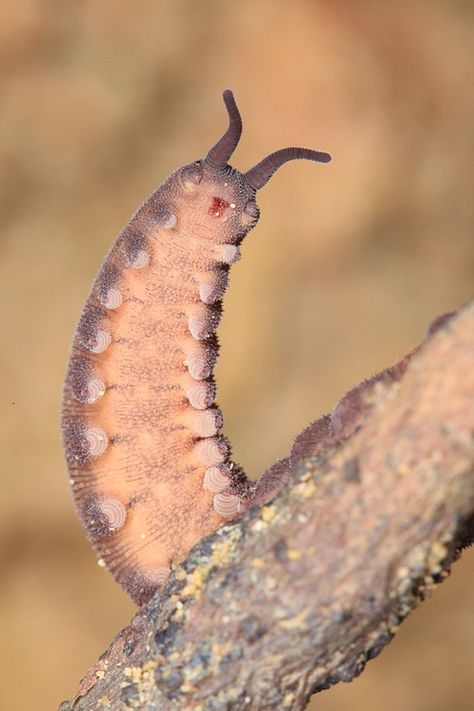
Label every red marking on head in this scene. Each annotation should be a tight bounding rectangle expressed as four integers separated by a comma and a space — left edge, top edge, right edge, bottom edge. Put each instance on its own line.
208, 196, 230, 218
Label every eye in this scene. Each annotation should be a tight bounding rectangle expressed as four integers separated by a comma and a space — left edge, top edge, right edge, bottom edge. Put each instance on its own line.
180, 163, 203, 189
240, 199, 260, 230
244, 200, 259, 218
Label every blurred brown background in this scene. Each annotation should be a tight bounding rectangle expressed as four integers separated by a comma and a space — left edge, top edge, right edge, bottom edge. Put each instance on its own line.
1, 1, 473, 709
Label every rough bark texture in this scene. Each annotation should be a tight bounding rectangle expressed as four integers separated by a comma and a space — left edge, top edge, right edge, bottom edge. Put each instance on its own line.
60, 302, 474, 711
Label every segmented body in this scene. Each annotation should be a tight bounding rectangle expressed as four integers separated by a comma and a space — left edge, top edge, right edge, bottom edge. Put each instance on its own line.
61, 91, 331, 604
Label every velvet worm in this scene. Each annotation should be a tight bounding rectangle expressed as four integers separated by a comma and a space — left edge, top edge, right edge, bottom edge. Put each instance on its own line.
61, 90, 331, 604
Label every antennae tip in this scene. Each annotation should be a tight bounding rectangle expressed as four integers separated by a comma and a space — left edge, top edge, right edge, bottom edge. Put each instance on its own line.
222, 89, 236, 111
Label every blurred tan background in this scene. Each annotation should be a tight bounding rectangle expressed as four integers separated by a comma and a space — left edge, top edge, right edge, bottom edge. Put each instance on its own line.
1, 1, 473, 709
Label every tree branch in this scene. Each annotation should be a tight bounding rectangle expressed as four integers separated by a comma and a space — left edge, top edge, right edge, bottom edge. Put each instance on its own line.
60, 302, 474, 711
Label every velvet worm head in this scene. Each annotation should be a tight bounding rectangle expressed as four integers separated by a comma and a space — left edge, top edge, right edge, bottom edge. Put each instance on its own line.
61, 89, 331, 605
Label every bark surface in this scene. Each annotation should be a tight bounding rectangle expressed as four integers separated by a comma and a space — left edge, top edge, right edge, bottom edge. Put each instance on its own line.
60, 302, 474, 711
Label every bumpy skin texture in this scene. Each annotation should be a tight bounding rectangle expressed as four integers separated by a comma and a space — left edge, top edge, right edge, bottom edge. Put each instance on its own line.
61, 91, 331, 605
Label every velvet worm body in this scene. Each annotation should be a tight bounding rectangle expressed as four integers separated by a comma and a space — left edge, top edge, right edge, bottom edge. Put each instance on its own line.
61, 90, 331, 605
